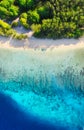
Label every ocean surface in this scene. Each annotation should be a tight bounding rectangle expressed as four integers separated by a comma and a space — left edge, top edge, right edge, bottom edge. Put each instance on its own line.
0, 47, 84, 130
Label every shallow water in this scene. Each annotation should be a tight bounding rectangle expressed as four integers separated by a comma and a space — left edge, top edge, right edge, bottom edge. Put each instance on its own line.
0, 47, 84, 130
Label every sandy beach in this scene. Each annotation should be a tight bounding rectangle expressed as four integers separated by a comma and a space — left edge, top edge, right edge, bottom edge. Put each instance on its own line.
0, 35, 84, 50
0, 1, 84, 129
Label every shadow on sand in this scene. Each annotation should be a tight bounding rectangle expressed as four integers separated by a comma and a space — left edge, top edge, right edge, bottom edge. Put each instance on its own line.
0, 36, 84, 50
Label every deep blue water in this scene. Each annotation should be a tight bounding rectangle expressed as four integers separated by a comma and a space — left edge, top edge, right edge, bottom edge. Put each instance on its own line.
0, 92, 78, 130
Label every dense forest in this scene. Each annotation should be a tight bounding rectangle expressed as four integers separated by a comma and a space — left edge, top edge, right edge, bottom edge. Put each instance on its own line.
0, 0, 84, 39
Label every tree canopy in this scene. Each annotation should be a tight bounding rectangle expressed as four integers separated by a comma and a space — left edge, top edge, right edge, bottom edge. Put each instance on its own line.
0, 0, 84, 39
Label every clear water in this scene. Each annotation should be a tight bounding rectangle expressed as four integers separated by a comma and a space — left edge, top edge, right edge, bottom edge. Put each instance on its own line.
0, 47, 84, 130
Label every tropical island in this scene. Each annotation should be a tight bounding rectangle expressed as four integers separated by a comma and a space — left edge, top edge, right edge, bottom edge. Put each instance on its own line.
0, 0, 84, 40
0, 1, 84, 130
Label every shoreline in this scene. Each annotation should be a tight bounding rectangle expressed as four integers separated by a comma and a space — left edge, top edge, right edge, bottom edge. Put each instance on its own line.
0, 36, 84, 50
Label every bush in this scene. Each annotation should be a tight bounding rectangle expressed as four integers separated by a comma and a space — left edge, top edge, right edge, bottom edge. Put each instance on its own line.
20, 13, 27, 19
0, 6, 9, 19
17, 0, 35, 11
15, 34, 27, 40
37, 6, 53, 20
11, 21, 18, 27
0, 0, 15, 8
0, 0, 11, 8
20, 17, 29, 29
9, 5, 19, 18
0, 20, 11, 29
5, 29, 28, 39
78, 15, 84, 27
20, 13, 29, 28
31, 24, 41, 36
74, 29, 83, 38
27, 10, 40, 24
26, 0, 35, 10
5, 29, 16, 37
0, 28, 5, 36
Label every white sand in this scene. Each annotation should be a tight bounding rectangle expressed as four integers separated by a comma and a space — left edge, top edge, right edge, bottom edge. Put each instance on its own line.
0, 35, 84, 50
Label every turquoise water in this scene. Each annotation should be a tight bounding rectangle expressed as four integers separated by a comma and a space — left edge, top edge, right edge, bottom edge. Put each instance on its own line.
0, 48, 84, 130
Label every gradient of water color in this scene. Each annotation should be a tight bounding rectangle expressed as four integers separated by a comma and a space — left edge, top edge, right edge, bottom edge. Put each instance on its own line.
0, 47, 84, 130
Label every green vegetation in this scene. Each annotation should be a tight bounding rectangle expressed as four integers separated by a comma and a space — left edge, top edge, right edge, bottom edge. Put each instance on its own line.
19, 13, 29, 28
0, 0, 84, 39
0, 20, 27, 39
